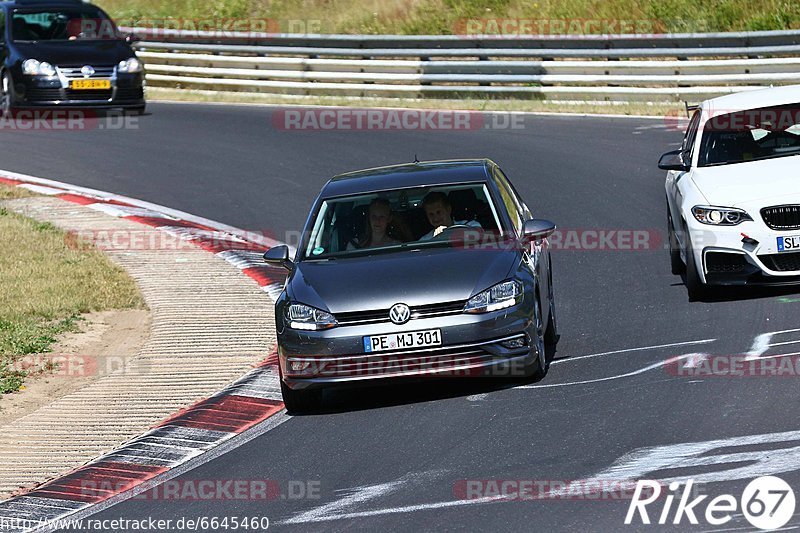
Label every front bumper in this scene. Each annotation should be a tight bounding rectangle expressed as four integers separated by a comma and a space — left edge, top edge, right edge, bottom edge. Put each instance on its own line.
14, 73, 145, 108
278, 304, 537, 390
686, 220, 800, 286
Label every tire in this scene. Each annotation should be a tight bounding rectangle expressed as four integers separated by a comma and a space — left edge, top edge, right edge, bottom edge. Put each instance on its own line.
524, 296, 548, 380
1, 72, 16, 118
124, 105, 146, 116
544, 266, 558, 347
668, 211, 685, 275
280, 380, 322, 415
684, 244, 708, 302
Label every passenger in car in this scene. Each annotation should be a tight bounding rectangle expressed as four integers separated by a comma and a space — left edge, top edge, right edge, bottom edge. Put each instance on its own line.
418, 192, 482, 241
347, 198, 403, 249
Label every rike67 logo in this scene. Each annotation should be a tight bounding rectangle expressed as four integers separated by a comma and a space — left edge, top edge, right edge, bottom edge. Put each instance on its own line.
626, 476, 795, 530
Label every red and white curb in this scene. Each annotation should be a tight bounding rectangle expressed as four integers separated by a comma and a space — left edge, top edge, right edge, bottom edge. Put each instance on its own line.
0, 171, 289, 532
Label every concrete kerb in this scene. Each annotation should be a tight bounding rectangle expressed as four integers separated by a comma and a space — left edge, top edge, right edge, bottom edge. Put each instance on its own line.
0, 172, 287, 532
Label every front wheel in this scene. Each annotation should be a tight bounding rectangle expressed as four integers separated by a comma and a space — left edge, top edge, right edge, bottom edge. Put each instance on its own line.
280, 380, 322, 414
124, 105, 146, 116
1, 72, 16, 118
685, 245, 709, 302
668, 211, 685, 275
524, 297, 548, 380
544, 265, 558, 346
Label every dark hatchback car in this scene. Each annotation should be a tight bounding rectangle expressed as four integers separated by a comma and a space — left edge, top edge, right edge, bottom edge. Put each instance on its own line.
265, 159, 559, 413
0, 0, 145, 115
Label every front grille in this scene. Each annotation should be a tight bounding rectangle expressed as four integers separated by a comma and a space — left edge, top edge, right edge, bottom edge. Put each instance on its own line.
762, 205, 800, 230
288, 346, 493, 379
705, 252, 748, 273
759, 252, 800, 272
58, 66, 115, 79
335, 300, 467, 326
64, 89, 112, 101
26, 88, 64, 101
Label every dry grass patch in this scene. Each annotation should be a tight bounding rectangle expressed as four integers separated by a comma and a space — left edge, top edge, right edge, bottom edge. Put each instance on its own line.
0, 188, 144, 393
148, 87, 682, 117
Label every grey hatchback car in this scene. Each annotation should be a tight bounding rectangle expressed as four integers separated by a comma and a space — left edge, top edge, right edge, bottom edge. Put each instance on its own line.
264, 159, 558, 413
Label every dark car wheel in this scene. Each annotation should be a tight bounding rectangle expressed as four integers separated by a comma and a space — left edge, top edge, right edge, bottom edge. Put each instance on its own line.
280, 380, 322, 414
124, 105, 146, 116
544, 266, 558, 347
668, 210, 685, 275
1, 72, 16, 118
525, 296, 548, 380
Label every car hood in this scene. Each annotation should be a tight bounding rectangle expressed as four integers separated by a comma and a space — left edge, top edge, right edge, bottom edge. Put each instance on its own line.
12, 40, 134, 66
289, 247, 520, 314
691, 156, 800, 208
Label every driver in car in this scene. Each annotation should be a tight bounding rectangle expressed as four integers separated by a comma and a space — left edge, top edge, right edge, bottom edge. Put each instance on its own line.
418, 192, 482, 241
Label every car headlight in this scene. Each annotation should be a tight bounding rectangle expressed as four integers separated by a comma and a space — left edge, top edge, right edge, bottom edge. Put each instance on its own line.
464, 280, 523, 314
286, 303, 337, 331
22, 59, 40, 75
117, 58, 141, 73
22, 59, 56, 76
691, 206, 752, 226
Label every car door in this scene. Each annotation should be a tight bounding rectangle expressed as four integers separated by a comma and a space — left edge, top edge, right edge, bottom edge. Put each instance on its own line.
667, 109, 701, 248
492, 166, 551, 323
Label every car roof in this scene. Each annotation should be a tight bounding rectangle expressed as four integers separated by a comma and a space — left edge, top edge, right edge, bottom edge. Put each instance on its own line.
1, 0, 90, 8
321, 159, 494, 198
701, 84, 800, 119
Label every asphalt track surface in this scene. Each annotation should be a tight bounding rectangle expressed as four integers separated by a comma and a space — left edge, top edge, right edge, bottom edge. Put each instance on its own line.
3, 103, 800, 531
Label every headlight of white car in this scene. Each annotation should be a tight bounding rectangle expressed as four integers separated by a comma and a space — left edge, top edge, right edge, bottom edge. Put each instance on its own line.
464, 280, 523, 313
691, 206, 752, 226
286, 303, 337, 330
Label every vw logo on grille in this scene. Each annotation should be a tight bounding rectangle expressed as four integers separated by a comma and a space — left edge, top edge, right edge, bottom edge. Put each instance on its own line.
81, 65, 95, 78
389, 303, 411, 325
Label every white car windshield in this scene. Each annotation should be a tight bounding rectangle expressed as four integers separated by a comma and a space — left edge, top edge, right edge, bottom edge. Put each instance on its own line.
699, 103, 800, 166
302, 183, 504, 260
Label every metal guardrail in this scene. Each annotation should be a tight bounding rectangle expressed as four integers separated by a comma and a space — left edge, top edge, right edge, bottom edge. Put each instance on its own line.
127, 28, 800, 102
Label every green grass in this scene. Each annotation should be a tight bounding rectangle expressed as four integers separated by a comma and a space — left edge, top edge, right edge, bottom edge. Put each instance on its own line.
0, 189, 144, 393
95, 0, 800, 34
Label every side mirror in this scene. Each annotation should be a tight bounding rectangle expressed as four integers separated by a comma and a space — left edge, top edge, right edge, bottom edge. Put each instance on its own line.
125, 33, 141, 44
658, 150, 689, 171
263, 245, 294, 271
522, 219, 556, 240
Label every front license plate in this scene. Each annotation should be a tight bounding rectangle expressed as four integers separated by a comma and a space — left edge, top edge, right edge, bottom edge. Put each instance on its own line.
777, 236, 800, 252
363, 329, 442, 353
70, 79, 111, 90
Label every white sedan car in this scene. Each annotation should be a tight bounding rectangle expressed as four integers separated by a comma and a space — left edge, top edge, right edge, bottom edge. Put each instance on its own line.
661, 85, 800, 300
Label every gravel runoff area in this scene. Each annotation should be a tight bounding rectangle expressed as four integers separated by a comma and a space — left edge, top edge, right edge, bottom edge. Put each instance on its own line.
0, 195, 276, 499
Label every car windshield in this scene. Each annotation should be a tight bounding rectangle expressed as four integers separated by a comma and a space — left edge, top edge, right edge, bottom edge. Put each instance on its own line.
698, 103, 800, 166
11, 8, 120, 42
302, 183, 504, 260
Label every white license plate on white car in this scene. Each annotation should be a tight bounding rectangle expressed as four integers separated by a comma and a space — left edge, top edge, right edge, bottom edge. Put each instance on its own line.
777, 236, 800, 252
363, 329, 442, 353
